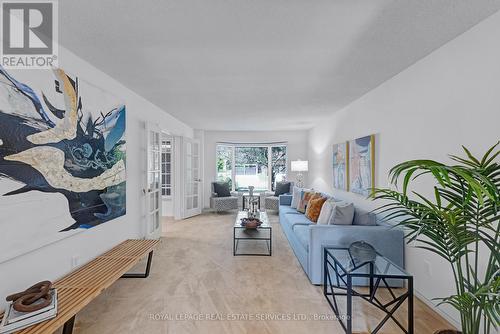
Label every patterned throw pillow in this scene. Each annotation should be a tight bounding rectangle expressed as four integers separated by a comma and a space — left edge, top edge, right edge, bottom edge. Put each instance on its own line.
291, 187, 308, 209
297, 191, 315, 213
305, 196, 328, 222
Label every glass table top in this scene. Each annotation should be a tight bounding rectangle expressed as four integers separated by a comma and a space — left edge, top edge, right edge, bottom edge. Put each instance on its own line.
325, 248, 410, 277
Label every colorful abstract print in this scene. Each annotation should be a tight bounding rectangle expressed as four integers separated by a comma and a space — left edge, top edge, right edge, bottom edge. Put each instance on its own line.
0, 66, 126, 231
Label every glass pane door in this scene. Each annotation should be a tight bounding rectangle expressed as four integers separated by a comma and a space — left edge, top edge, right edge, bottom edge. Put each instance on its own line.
184, 138, 201, 218
146, 124, 162, 239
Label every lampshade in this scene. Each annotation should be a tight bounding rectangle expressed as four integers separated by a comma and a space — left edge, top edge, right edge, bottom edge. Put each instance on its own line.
291, 160, 308, 172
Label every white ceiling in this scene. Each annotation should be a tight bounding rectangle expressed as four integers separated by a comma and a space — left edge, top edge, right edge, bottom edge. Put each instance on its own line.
59, 0, 500, 131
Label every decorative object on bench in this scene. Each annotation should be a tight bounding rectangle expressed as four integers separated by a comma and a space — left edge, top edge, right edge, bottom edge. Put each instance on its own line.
349, 135, 375, 197
373, 143, 499, 334
0, 239, 159, 334
348, 241, 376, 263
1, 283, 58, 334
7, 281, 53, 312
0, 67, 127, 264
210, 181, 238, 212
332, 142, 349, 191
291, 160, 308, 188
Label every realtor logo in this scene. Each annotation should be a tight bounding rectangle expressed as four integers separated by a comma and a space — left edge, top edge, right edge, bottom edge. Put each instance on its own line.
1, 0, 58, 69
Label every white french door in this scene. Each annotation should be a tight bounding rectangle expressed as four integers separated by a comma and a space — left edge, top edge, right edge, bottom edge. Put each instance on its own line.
145, 123, 162, 239
183, 138, 202, 218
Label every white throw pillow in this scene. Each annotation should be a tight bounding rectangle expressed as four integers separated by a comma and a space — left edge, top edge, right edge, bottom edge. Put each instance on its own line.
317, 199, 336, 225
328, 202, 355, 225
291, 186, 308, 209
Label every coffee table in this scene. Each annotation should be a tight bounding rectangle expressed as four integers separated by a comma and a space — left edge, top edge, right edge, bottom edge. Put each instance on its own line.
233, 211, 271, 256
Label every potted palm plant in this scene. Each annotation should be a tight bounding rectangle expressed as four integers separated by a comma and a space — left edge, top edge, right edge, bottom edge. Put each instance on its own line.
373, 143, 499, 334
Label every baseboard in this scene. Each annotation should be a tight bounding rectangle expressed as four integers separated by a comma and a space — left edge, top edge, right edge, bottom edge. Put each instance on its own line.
414, 289, 460, 329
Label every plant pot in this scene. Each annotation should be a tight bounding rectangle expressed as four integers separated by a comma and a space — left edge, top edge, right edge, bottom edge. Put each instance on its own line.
434, 330, 461, 334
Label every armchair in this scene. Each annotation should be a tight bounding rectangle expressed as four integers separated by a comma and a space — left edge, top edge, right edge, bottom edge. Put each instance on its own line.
210, 182, 239, 212
262, 181, 294, 212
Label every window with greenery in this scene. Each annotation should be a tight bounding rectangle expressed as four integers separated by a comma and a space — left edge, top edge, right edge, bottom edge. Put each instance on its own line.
216, 143, 287, 191
216, 145, 233, 189
271, 146, 287, 190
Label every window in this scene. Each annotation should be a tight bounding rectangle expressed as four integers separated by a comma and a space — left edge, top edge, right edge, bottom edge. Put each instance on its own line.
235, 146, 268, 191
215, 143, 287, 192
161, 137, 173, 196
271, 145, 287, 190
216, 145, 233, 189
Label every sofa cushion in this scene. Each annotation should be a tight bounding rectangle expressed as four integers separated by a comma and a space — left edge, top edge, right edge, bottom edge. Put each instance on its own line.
274, 182, 291, 196
329, 202, 355, 225
305, 196, 327, 222
317, 199, 336, 225
281, 213, 312, 231
292, 224, 310, 250
213, 182, 231, 197
279, 205, 301, 215
353, 208, 377, 226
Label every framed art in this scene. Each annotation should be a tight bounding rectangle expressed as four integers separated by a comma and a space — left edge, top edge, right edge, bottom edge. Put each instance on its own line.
349, 135, 375, 197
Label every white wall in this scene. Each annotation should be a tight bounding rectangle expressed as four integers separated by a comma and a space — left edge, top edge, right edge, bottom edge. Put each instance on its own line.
0, 45, 193, 310
202, 130, 308, 208
307, 11, 500, 325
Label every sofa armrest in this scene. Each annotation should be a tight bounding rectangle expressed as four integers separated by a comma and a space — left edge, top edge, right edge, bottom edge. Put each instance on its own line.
307, 225, 405, 284
279, 194, 292, 206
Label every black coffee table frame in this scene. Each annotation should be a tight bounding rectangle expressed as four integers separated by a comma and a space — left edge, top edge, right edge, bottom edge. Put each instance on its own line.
233, 226, 272, 256
323, 247, 413, 334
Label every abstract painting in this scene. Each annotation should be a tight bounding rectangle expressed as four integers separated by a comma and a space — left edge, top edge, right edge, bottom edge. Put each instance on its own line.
0, 66, 126, 262
349, 135, 375, 197
332, 142, 348, 191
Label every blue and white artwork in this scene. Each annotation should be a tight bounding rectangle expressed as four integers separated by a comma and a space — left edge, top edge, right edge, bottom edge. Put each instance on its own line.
349, 135, 374, 197
332, 142, 348, 191
0, 66, 126, 262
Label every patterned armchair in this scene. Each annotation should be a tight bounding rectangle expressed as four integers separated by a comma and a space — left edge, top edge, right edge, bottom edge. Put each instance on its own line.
210, 182, 239, 212
261, 182, 294, 212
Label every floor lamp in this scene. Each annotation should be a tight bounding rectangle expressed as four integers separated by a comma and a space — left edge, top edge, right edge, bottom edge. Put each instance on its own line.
291, 160, 308, 188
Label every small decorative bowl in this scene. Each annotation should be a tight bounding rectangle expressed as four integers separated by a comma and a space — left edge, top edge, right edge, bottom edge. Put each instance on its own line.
240, 218, 262, 229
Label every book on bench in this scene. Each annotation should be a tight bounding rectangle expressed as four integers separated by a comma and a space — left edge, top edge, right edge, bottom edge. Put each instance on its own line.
0, 289, 58, 334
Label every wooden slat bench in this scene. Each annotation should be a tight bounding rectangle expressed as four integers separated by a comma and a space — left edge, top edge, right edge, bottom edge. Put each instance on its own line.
0, 239, 159, 334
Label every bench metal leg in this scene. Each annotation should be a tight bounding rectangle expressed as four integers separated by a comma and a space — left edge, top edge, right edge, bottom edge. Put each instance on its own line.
121, 251, 154, 278
62, 315, 75, 334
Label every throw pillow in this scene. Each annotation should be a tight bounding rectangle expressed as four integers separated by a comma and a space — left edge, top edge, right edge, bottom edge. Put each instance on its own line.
328, 202, 355, 225
274, 182, 291, 197
316, 199, 336, 225
213, 182, 231, 197
297, 191, 315, 213
291, 187, 305, 209
353, 208, 378, 226
305, 196, 328, 222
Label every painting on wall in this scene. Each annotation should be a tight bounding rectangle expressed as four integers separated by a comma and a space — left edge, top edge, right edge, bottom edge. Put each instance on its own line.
0, 66, 126, 262
349, 135, 375, 197
332, 142, 348, 191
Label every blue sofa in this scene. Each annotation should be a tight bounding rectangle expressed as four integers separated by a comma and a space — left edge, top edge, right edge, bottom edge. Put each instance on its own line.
278, 194, 405, 285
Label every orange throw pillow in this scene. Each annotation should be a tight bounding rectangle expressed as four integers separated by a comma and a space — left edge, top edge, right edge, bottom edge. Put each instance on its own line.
306, 196, 328, 222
